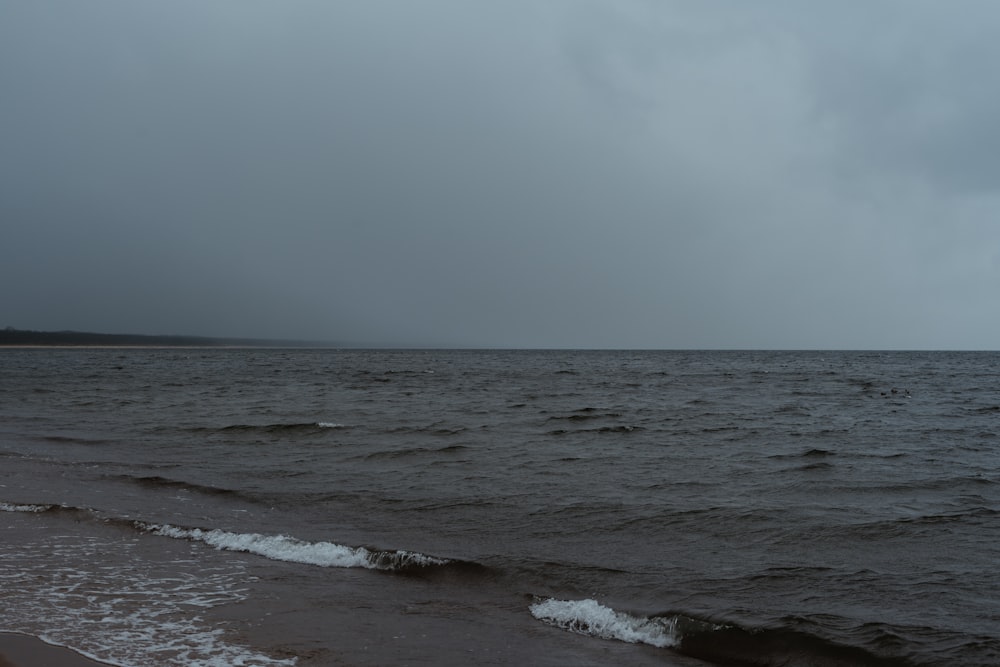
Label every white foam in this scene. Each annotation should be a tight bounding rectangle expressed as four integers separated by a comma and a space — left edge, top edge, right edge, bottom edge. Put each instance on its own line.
139, 523, 447, 570
529, 598, 678, 648
316, 422, 343, 428
1, 533, 297, 666
0, 502, 50, 512
31, 633, 130, 667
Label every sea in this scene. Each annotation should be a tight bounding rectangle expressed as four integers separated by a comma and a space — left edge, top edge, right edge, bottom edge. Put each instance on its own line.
1, 348, 998, 666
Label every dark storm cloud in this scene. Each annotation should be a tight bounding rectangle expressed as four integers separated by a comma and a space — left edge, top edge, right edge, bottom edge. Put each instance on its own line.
2, 1, 999, 348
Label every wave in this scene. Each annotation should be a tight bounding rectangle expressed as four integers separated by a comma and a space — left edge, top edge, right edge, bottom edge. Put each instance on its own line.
547, 425, 641, 435
1, 502, 52, 513
546, 410, 624, 422
0, 502, 91, 519
135, 523, 469, 574
797, 462, 836, 471
221, 422, 343, 433
357, 444, 470, 461
803, 448, 834, 457
112, 474, 261, 502
530, 598, 678, 647
2, 499, 474, 575
38, 435, 116, 446
530, 598, 913, 666
184, 422, 345, 436
530, 598, 679, 648
769, 448, 835, 460
384, 424, 467, 436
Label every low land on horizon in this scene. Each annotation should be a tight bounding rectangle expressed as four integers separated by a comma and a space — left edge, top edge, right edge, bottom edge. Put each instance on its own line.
0, 327, 332, 348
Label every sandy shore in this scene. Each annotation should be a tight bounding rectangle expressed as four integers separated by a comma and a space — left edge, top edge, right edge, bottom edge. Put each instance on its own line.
0, 633, 113, 667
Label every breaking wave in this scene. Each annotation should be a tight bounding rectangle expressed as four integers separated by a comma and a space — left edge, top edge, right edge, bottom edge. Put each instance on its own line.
2, 500, 471, 575
136, 523, 455, 572
529, 598, 678, 647
1, 502, 52, 513
530, 598, 914, 666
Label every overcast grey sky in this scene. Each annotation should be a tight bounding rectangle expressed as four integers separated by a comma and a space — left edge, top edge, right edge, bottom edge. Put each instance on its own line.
3, 1, 999, 348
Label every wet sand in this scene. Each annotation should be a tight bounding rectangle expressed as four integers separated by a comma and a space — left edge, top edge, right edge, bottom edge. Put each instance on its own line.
0, 633, 112, 667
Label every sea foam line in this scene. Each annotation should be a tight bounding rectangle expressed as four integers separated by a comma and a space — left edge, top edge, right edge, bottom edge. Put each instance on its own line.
137, 523, 449, 571
0, 502, 52, 513
529, 598, 679, 648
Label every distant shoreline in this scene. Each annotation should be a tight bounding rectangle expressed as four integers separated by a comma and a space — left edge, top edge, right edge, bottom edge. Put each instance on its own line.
0, 328, 330, 348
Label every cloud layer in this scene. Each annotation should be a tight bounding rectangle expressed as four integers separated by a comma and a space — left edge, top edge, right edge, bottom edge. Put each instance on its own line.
3, 1, 998, 347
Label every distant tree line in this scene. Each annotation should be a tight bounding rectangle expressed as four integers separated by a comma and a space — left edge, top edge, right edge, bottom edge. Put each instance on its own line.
0, 328, 319, 347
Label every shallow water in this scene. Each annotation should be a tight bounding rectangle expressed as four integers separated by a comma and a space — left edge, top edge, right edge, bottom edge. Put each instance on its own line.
1, 349, 998, 665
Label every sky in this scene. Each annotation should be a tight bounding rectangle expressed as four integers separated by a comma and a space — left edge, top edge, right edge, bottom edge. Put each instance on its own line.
2, 1, 999, 349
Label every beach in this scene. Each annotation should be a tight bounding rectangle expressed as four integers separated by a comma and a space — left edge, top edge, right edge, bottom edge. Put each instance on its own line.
0, 633, 112, 667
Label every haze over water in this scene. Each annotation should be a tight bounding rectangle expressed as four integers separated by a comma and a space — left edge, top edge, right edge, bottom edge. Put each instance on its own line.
5, 2, 1000, 349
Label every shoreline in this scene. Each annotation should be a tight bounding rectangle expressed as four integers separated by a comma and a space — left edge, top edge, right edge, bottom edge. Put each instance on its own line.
0, 633, 115, 667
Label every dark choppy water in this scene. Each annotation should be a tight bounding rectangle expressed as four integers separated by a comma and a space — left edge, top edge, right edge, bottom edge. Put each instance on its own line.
1, 349, 998, 666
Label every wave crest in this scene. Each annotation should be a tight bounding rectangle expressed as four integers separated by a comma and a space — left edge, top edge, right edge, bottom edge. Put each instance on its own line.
137, 523, 452, 572
0, 502, 53, 513
529, 598, 678, 648
530, 598, 914, 666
